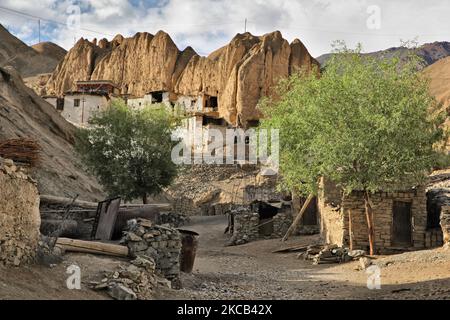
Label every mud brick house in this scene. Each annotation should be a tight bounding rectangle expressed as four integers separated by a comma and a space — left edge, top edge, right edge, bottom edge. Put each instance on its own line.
318, 178, 442, 254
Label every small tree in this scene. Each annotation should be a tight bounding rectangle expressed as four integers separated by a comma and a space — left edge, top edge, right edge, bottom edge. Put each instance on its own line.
76, 99, 180, 204
261, 43, 448, 255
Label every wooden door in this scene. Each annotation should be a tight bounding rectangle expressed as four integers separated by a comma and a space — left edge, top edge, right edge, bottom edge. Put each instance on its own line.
392, 201, 413, 246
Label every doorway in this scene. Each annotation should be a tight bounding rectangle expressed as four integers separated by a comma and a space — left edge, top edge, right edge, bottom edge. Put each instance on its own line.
257, 202, 278, 237
392, 201, 413, 246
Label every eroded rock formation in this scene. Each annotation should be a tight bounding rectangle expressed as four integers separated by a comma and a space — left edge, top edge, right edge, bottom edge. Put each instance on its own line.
45, 30, 319, 126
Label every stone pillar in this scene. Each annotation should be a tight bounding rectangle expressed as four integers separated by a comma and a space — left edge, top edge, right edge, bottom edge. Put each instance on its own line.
0, 158, 41, 266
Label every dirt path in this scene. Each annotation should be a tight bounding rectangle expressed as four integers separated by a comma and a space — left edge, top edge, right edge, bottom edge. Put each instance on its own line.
165, 215, 450, 300
1, 215, 449, 300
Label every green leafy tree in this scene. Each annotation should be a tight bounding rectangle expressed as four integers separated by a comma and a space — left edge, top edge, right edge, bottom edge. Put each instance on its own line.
261, 43, 448, 255
76, 99, 181, 204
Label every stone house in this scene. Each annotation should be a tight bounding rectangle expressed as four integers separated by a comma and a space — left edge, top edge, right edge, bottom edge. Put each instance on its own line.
226, 177, 296, 244
318, 178, 442, 254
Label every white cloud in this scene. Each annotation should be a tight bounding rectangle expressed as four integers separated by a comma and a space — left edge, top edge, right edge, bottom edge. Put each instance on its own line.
1, 0, 450, 57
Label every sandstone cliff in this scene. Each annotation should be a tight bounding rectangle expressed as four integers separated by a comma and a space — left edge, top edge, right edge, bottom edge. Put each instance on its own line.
45, 30, 318, 126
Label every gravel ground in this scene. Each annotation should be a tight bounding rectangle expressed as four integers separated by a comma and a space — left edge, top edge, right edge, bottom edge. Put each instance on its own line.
161, 215, 450, 300
1, 215, 449, 300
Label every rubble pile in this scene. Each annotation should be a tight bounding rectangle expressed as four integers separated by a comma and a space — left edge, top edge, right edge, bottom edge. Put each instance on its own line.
299, 244, 367, 265
92, 255, 161, 300
0, 157, 41, 266
160, 212, 190, 228
123, 219, 182, 283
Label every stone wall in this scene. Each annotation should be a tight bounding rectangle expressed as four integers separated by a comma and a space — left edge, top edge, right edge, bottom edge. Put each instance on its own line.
173, 197, 199, 216
0, 158, 41, 266
273, 212, 293, 238
124, 219, 181, 281
230, 206, 293, 245
232, 210, 259, 245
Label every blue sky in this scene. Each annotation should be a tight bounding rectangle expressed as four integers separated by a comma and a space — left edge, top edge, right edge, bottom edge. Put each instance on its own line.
1, 0, 450, 57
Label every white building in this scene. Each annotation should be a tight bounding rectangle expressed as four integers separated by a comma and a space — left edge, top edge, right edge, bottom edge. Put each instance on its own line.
44, 80, 118, 127
127, 91, 174, 110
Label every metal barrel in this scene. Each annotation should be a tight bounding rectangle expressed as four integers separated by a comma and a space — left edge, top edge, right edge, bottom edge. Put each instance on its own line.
178, 229, 199, 273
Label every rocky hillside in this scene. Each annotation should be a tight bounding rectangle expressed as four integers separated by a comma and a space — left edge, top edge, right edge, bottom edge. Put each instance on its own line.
0, 24, 66, 77
31, 42, 67, 62
0, 66, 103, 201
423, 56, 450, 148
317, 41, 450, 69
45, 31, 319, 126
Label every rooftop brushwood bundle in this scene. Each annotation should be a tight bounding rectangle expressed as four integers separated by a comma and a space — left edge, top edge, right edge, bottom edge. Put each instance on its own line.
0, 139, 40, 167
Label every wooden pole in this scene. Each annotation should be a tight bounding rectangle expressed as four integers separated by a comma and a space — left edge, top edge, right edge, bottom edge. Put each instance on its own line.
364, 191, 375, 255
282, 193, 314, 242
348, 209, 353, 251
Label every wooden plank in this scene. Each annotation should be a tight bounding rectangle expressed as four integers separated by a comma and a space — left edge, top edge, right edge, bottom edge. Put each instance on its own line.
94, 197, 121, 241
56, 238, 129, 257
272, 244, 309, 254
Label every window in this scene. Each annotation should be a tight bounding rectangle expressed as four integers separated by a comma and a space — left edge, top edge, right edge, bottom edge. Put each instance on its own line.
202, 117, 224, 126
56, 98, 64, 111
205, 96, 218, 111
74, 99, 80, 107
247, 120, 260, 128
152, 92, 163, 103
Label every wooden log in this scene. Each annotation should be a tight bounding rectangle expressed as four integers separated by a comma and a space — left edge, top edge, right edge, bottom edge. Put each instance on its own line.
56, 238, 129, 257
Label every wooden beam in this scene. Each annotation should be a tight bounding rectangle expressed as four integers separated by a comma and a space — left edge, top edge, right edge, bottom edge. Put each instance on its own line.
56, 238, 129, 257
40, 194, 172, 211
282, 193, 314, 242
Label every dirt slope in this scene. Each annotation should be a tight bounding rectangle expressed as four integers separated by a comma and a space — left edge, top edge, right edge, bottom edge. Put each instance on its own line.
0, 24, 65, 77
0, 66, 103, 201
